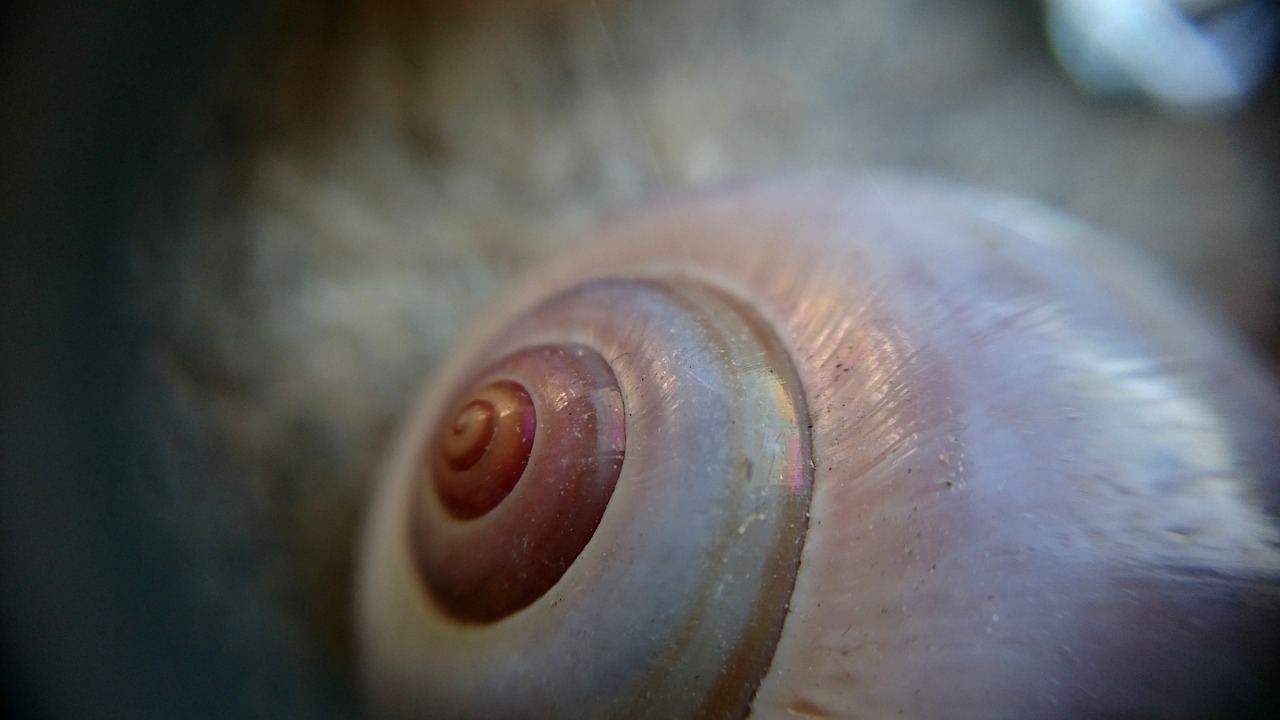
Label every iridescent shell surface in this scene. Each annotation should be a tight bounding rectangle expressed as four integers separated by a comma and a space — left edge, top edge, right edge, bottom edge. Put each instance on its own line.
358, 174, 1280, 719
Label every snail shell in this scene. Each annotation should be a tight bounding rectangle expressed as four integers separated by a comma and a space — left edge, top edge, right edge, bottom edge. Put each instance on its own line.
358, 174, 1280, 718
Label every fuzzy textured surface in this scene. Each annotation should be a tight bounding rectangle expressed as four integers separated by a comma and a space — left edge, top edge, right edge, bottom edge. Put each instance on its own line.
128, 0, 1280, 715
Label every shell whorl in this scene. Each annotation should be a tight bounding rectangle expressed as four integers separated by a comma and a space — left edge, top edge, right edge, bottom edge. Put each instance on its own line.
359, 175, 1280, 719
371, 277, 814, 717
413, 344, 625, 622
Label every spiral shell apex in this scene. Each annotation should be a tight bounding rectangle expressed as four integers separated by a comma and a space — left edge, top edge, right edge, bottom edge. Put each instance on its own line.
359, 175, 1280, 719
412, 343, 626, 622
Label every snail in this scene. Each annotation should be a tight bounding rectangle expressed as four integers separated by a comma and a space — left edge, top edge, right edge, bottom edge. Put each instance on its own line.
356, 174, 1280, 718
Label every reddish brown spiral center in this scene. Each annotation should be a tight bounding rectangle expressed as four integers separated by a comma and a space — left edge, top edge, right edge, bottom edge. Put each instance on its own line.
433, 381, 536, 520
410, 344, 625, 622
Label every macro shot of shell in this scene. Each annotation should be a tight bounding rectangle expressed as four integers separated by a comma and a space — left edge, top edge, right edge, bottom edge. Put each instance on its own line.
3, 1, 1280, 719
359, 175, 1280, 718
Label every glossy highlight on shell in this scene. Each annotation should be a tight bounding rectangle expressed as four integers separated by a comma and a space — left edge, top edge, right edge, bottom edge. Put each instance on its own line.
358, 175, 1280, 719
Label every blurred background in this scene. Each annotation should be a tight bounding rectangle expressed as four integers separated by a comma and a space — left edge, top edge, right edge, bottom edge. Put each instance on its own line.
3, 0, 1278, 717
